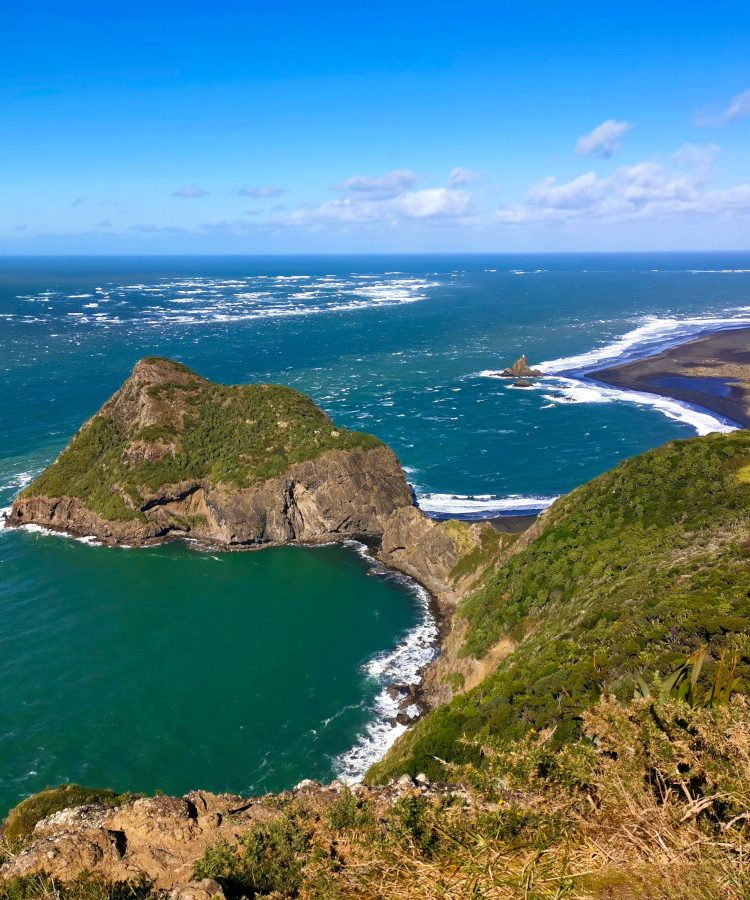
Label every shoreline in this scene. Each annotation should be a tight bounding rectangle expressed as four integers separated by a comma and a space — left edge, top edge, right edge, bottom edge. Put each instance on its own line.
588, 326, 750, 429
0, 505, 447, 786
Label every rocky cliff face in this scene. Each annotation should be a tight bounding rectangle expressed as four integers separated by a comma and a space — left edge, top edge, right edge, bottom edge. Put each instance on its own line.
10, 445, 411, 548
7, 358, 413, 548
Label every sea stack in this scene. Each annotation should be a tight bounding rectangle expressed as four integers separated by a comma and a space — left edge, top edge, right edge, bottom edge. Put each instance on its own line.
499, 355, 543, 378
7, 357, 413, 548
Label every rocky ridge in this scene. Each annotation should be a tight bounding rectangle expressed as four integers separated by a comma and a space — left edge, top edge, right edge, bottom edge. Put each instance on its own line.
0, 778, 468, 896
0, 358, 538, 895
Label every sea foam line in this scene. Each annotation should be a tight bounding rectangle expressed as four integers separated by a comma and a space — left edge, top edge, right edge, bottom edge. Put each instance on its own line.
334, 541, 438, 783
417, 492, 558, 518
480, 313, 750, 436
538, 314, 750, 376
539, 376, 738, 436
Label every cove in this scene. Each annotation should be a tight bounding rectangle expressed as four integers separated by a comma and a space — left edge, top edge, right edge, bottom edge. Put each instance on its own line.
0, 528, 421, 814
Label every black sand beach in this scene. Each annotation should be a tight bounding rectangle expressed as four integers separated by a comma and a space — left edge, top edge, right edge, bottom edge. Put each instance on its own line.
592, 327, 750, 428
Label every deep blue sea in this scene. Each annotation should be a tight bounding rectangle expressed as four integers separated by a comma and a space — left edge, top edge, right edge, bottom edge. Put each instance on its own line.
2, 252, 750, 812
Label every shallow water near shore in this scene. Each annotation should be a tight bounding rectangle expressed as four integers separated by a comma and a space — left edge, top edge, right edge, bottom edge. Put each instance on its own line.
2, 251, 750, 812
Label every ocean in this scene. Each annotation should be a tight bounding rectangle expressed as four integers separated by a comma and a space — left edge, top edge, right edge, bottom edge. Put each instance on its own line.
1, 252, 749, 813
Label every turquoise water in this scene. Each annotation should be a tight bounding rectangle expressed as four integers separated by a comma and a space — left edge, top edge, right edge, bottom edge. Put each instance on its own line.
0, 532, 420, 808
2, 252, 750, 813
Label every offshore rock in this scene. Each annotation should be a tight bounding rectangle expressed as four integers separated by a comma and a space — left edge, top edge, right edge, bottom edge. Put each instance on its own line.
500, 355, 543, 378
7, 357, 412, 548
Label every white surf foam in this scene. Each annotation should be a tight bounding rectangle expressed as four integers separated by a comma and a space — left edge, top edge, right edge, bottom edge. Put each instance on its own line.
334, 542, 438, 783
0, 471, 34, 493
416, 492, 558, 517
538, 315, 750, 375
540, 376, 737, 436
481, 314, 750, 435
6, 522, 103, 546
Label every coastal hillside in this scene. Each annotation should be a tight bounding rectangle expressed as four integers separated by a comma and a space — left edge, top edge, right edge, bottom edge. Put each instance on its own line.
369, 428, 750, 782
8, 357, 412, 547
5, 429, 750, 897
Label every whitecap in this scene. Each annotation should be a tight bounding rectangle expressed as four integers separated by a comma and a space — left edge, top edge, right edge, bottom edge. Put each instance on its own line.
416, 493, 558, 518
541, 376, 737, 436
0, 471, 34, 492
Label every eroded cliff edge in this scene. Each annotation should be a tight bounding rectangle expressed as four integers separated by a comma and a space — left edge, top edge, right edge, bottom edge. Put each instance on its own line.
7, 357, 413, 548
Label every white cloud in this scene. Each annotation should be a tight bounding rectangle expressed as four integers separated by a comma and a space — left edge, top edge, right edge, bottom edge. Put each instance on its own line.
238, 185, 285, 198
277, 186, 471, 227
671, 143, 719, 171
394, 187, 471, 218
448, 167, 483, 185
497, 149, 750, 224
695, 89, 750, 127
721, 89, 750, 123
575, 119, 631, 158
335, 169, 418, 199
173, 184, 209, 198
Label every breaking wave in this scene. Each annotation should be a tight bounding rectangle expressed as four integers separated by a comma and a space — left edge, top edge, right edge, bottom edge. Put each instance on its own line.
538, 314, 750, 376
334, 542, 438, 783
417, 492, 558, 518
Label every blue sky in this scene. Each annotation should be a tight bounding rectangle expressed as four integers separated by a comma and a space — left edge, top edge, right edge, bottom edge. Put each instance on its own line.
2, 1, 749, 253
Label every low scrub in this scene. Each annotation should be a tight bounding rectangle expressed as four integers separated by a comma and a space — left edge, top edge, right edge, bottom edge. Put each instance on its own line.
370, 430, 750, 782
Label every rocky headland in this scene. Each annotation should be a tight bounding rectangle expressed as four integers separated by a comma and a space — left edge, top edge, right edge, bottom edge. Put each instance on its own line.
6, 357, 750, 897
4, 356, 506, 722
7, 357, 416, 549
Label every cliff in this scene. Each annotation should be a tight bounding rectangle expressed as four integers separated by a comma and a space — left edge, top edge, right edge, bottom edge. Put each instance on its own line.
6, 376, 750, 896
369, 428, 750, 783
7, 358, 413, 548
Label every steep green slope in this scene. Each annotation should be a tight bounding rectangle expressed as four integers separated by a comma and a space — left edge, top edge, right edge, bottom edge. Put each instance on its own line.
370, 430, 750, 782
21, 357, 382, 523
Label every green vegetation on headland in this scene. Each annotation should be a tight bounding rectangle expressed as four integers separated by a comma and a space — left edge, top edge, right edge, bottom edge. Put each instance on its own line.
6, 422, 750, 897
369, 429, 750, 782
21, 358, 382, 522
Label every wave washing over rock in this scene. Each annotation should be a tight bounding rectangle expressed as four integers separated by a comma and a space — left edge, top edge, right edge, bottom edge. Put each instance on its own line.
334, 542, 438, 783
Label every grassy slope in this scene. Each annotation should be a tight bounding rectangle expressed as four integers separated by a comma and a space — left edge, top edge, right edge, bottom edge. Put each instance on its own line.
22, 359, 382, 522
369, 430, 750, 782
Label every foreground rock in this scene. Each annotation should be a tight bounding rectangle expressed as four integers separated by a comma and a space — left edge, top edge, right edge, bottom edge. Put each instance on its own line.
7, 357, 413, 548
0, 780, 464, 893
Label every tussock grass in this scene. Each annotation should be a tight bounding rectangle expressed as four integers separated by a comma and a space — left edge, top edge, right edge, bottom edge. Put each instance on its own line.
181, 695, 750, 899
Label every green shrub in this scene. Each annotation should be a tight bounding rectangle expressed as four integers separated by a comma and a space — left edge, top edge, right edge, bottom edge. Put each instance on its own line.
2, 786, 130, 850
370, 431, 750, 783
325, 789, 372, 831
0, 874, 159, 899
193, 814, 310, 897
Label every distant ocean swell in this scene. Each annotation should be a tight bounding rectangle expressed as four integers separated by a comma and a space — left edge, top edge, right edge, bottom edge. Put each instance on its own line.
12, 274, 439, 327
